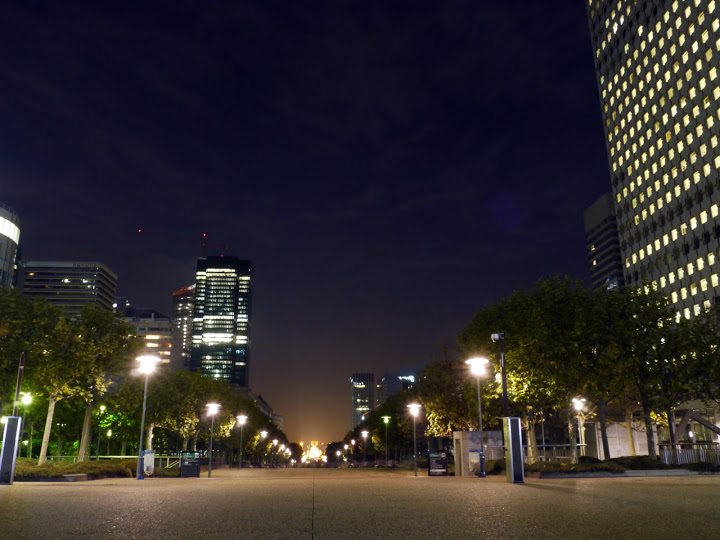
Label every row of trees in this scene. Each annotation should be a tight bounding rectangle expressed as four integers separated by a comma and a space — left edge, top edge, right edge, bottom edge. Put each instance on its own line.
415, 276, 720, 460
0, 288, 292, 465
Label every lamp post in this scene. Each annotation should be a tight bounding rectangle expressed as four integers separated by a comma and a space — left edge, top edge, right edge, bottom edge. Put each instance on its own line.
407, 403, 421, 477
18, 393, 31, 458
351, 439, 356, 466
572, 398, 587, 458
260, 430, 268, 467
465, 357, 489, 478
136, 355, 159, 480
361, 430, 368, 467
97, 405, 106, 459
206, 403, 221, 478
236, 415, 247, 469
381, 416, 391, 467
272, 439, 278, 467
106, 429, 112, 456
491, 333, 509, 416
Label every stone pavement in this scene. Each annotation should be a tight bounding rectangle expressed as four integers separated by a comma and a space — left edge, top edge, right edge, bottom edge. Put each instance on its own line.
1, 467, 720, 539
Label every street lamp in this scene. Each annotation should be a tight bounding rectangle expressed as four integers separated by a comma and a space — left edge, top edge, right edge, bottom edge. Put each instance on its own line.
381, 416, 391, 467
207, 403, 221, 478
491, 333, 509, 416
97, 405, 106, 459
361, 430, 369, 467
351, 439, 356, 466
106, 429, 112, 456
407, 403, 421, 477
465, 357, 489, 478
260, 430, 268, 467
272, 439, 278, 467
236, 415, 247, 469
18, 393, 31, 459
136, 355, 160, 480
572, 397, 587, 458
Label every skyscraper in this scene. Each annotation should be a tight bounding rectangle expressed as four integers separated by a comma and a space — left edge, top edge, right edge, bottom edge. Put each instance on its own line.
350, 372, 374, 429
21, 261, 117, 315
587, 1, 720, 318
584, 192, 625, 290
120, 308, 173, 366
190, 256, 252, 387
0, 203, 20, 288
170, 284, 195, 372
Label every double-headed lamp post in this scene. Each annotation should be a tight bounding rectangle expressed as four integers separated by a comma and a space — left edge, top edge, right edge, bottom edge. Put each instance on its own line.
381, 416, 391, 467
407, 403, 421, 477
572, 398, 587, 458
206, 403, 221, 478
465, 357, 490, 478
236, 415, 247, 468
136, 355, 160, 480
260, 430, 268, 467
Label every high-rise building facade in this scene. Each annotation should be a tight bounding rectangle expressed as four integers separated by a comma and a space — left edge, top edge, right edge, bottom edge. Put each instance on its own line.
21, 261, 117, 315
350, 372, 374, 429
120, 308, 173, 366
170, 284, 195, 372
0, 203, 21, 288
588, 1, 720, 319
375, 366, 422, 406
190, 257, 252, 387
584, 192, 626, 290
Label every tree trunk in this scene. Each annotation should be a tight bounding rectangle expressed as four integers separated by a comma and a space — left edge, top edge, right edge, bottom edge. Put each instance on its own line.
641, 398, 657, 459
522, 415, 539, 464
182, 436, 189, 451
38, 390, 59, 465
77, 401, 95, 462
146, 423, 155, 451
666, 406, 676, 444
597, 396, 611, 460
568, 413, 578, 464
625, 407, 637, 456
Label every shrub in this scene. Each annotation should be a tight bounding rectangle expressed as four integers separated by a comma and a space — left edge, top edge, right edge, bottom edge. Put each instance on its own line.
682, 461, 720, 473
153, 467, 181, 477
609, 456, 671, 470
526, 460, 625, 474
485, 459, 505, 475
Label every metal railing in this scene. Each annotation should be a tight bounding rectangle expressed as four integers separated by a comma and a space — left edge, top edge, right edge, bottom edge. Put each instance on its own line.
659, 443, 720, 465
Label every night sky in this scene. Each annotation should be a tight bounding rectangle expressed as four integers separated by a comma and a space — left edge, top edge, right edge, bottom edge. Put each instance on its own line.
2, 2, 610, 443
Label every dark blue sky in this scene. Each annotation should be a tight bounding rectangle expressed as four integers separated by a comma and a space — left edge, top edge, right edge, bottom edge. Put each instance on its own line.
2, 1, 609, 442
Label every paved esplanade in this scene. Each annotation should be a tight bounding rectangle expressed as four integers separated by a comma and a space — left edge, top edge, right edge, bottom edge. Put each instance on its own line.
2, 468, 720, 539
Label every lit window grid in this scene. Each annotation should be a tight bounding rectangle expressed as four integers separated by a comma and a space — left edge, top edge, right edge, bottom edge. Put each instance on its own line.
590, 0, 720, 317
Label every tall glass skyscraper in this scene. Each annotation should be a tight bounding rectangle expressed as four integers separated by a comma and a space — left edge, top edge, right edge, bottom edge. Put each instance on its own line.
350, 372, 374, 429
170, 284, 195, 372
588, 0, 720, 318
190, 256, 252, 387
0, 203, 21, 288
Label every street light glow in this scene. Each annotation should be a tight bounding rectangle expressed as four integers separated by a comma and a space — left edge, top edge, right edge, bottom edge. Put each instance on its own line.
361, 430, 368, 439
137, 355, 160, 374
21, 393, 32, 406
465, 357, 489, 376
382, 415, 390, 424
207, 403, 221, 415
260, 430, 268, 439
572, 397, 586, 412
236, 414, 247, 426
407, 403, 421, 416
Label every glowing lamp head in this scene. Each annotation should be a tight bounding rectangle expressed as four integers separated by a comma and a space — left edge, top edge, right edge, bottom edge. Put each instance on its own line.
206, 403, 221, 416
407, 403, 421, 417
99, 405, 106, 412
280, 444, 285, 451
361, 430, 368, 440
382, 416, 391, 424
137, 355, 160, 374
572, 398, 586, 412
236, 414, 248, 426
21, 393, 32, 406
272, 439, 278, 446
344, 444, 348, 450
336, 450, 341, 456
260, 430, 268, 439
351, 439, 355, 446
107, 429, 112, 437
465, 357, 490, 376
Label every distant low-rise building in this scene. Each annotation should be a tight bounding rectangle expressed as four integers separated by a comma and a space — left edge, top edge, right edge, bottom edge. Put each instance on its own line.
120, 308, 173, 366
375, 365, 422, 406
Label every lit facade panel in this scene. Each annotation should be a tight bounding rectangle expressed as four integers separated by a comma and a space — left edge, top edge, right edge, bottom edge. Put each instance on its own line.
190, 256, 252, 387
170, 284, 195, 372
120, 308, 173, 365
20, 261, 118, 315
350, 372, 374, 429
0, 203, 21, 288
588, 0, 720, 318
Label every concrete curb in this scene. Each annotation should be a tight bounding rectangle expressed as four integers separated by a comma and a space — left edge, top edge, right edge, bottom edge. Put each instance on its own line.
529, 469, 699, 479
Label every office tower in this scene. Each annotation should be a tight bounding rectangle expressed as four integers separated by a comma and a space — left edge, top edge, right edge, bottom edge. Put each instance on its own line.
120, 308, 173, 366
350, 372, 374, 429
375, 366, 422, 407
21, 261, 117, 315
0, 203, 20, 287
587, 1, 720, 318
170, 284, 195, 371
584, 192, 626, 290
190, 256, 252, 387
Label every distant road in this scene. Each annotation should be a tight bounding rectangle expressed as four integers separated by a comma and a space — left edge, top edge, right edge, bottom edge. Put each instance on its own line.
2, 468, 720, 539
